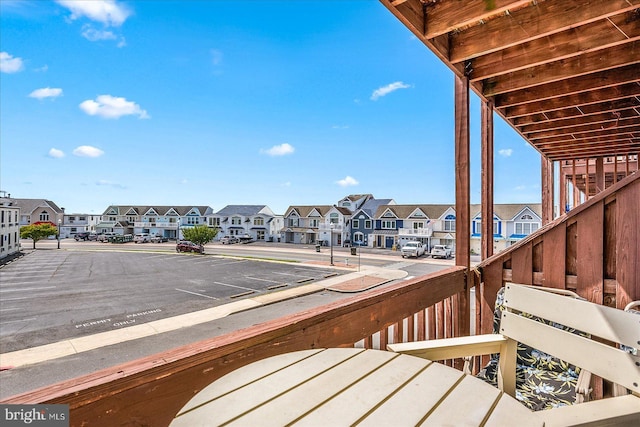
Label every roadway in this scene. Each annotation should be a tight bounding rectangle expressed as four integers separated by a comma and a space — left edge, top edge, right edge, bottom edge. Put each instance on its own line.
0, 239, 458, 399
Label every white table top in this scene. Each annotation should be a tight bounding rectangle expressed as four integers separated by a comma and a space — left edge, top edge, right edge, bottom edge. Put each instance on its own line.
171, 347, 540, 426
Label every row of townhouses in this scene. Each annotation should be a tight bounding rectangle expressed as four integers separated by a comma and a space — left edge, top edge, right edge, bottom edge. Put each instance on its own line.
0, 194, 542, 260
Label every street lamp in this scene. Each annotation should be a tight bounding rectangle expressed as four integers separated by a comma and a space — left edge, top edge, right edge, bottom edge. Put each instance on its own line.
57, 219, 61, 249
330, 223, 334, 266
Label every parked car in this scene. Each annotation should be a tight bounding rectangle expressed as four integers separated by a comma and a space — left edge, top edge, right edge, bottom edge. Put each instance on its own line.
176, 241, 203, 254
97, 232, 116, 242
150, 235, 168, 243
220, 236, 239, 244
74, 232, 91, 241
430, 245, 453, 259
87, 233, 98, 241
134, 233, 151, 243
401, 241, 427, 258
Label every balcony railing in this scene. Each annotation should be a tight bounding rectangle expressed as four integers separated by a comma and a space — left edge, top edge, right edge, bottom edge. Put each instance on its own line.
398, 228, 433, 236
3, 266, 468, 426
318, 223, 344, 231
134, 222, 178, 228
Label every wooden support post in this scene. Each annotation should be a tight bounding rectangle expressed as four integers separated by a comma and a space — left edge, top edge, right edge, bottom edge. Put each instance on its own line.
541, 156, 553, 224
559, 163, 566, 216
596, 157, 605, 193
572, 160, 579, 208
585, 159, 591, 199
626, 154, 630, 176
454, 74, 471, 345
481, 99, 494, 260
614, 155, 618, 184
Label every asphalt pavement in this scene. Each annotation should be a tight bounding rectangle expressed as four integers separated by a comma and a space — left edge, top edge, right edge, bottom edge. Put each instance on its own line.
0, 240, 460, 399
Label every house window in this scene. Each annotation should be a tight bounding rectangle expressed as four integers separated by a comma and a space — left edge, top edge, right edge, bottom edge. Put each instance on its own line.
382, 220, 396, 229
413, 222, 424, 230
329, 213, 339, 224
254, 217, 264, 226
494, 221, 499, 235
288, 218, 299, 227
39, 211, 49, 221
515, 222, 539, 235
79, 216, 86, 221
108, 216, 116, 222
309, 219, 319, 227
444, 215, 456, 231
210, 217, 220, 227
231, 217, 242, 225
521, 214, 534, 220
186, 217, 199, 225
352, 219, 359, 228
365, 219, 372, 229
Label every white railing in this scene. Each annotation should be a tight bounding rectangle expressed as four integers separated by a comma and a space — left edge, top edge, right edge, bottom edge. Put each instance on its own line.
318, 223, 344, 232
398, 228, 432, 236
134, 222, 179, 228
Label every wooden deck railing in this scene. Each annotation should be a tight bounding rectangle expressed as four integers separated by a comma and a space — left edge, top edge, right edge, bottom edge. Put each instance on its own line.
3, 266, 467, 427
473, 171, 639, 398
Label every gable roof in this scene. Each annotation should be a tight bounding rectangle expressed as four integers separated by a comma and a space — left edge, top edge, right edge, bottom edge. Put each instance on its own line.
4, 198, 64, 215
215, 205, 272, 217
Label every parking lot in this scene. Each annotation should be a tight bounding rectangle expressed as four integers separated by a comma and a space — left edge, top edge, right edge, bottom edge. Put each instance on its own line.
0, 250, 345, 353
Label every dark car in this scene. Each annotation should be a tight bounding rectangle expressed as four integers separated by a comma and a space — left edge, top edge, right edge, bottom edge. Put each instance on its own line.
74, 232, 91, 241
176, 241, 203, 254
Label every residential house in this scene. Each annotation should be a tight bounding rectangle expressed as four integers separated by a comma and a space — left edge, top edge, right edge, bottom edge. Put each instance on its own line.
211, 205, 280, 242
470, 204, 542, 254
60, 213, 101, 239
350, 198, 395, 248
6, 198, 64, 228
317, 205, 352, 247
281, 205, 333, 245
97, 205, 214, 239
0, 197, 21, 259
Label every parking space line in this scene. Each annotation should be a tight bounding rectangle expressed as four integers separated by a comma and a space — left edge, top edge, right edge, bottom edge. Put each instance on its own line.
213, 281, 256, 292
3, 317, 37, 324
243, 276, 279, 283
175, 288, 218, 300
1, 286, 56, 293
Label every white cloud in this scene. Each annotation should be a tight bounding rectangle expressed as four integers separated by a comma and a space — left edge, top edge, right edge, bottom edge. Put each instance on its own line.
498, 148, 513, 157
336, 176, 359, 187
56, 0, 131, 27
0, 52, 24, 73
262, 143, 295, 156
82, 26, 116, 41
49, 148, 65, 158
210, 49, 223, 66
96, 179, 126, 189
370, 81, 411, 101
29, 87, 63, 100
73, 145, 104, 158
79, 95, 149, 119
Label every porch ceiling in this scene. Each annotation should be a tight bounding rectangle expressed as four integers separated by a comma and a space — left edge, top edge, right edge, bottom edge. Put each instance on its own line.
381, 0, 640, 161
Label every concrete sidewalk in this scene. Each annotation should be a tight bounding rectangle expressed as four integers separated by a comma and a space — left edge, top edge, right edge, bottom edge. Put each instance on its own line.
0, 264, 406, 369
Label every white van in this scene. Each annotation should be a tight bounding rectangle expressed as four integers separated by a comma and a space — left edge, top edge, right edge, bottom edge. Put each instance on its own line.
134, 233, 150, 243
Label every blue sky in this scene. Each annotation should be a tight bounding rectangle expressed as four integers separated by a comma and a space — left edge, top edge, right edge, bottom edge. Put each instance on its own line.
1, 0, 542, 215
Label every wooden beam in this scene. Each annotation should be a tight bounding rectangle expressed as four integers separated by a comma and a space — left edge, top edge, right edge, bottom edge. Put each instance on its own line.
494, 64, 640, 110
559, 166, 567, 215
450, 0, 640, 62
520, 109, 639, 135
596, 157, 605, 193
502, 83, 640, 119
481, 99, 494, 260
484, 41, 640, 96
455, 75, 471, 268
467, 12, 640, 80
422, 0, 531, 39
542, 156, 554, 223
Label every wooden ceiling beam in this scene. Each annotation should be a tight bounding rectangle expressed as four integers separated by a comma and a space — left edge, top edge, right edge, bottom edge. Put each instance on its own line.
536, 133, 640, 148
450, 0, 640, 62
484, 40, 640, 96
519, 109, 640, 135
531, 124, 640, 144
422, 0, 530, 39
546, 144, 640, 160
467, 12, 640, 81
528, 117, 640, 141
494, 64, 640, 108
502, 83, 640, 119
512, 99, 640, 126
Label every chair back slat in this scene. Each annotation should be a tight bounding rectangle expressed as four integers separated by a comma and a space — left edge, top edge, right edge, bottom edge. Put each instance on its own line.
503, 283, 640, 348
501, 311, 640, 394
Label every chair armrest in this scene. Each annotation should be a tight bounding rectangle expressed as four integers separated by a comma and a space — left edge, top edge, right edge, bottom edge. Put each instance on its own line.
387, 334, 507, 361
539, 394, 640, 426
